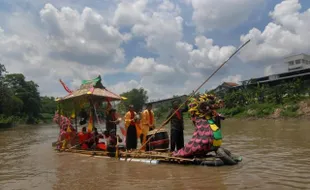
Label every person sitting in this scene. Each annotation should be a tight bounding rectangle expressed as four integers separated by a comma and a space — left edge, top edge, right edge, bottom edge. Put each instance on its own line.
78, 127, 90, 149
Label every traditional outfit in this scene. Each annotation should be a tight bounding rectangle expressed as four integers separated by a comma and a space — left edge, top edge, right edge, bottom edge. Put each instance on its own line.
165, 105, 188, 151
125, 111, 137, 149
141, 109, 155, 150
172, 94, 223, 158
106, 112, 117, 136
53, 113, 75, 150
78, 130, 89, 150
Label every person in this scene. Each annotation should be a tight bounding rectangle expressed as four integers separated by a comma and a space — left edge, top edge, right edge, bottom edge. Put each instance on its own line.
164, 100, 188, 152
106, 108, 119, 136
141, 103, 155, 150
124, 105, 137, 150
172, 93, 223, 158
79, 108, 88, 125
77, 127, 90, 149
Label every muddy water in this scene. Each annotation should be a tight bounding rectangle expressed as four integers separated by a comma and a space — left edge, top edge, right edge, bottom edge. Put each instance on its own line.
0, 119, 310, 190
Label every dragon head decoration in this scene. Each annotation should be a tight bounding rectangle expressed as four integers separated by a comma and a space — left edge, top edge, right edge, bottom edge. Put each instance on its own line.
188, 93, 224, 120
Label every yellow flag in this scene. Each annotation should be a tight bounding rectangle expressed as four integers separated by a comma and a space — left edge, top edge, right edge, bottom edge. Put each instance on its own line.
71, 110, 75, 118
87, 112, 93, 132
66, 125, 72, 133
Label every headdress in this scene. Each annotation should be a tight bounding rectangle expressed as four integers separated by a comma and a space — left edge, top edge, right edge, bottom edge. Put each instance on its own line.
187, 93, 223, 119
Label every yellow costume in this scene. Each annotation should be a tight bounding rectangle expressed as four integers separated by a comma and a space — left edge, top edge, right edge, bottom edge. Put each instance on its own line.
141, 109, 155, 149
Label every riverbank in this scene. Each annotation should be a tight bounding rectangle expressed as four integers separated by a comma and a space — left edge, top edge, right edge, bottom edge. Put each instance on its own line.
218, 99, 310, 119
0, 113, 54, 128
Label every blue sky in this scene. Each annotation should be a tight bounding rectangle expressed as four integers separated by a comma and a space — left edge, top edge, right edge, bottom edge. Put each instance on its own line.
0, 0, 309, 99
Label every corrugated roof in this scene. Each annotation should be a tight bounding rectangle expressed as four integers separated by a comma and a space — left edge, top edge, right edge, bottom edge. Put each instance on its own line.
223, 82, 239, 87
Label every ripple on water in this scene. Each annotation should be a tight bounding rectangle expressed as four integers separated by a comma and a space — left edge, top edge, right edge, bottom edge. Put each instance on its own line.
1, 121, 310, 190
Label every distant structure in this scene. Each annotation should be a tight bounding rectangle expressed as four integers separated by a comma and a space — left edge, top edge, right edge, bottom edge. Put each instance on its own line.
143, 95, 188, 110
213, 82, 239, 94
285, 53, 310, 71
240, 53, 310, 87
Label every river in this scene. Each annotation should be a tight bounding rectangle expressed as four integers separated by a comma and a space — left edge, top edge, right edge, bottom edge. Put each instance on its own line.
0, 119, 310, 190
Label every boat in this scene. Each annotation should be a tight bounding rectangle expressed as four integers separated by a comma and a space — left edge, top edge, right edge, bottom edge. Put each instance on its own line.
53, 76, 243, 167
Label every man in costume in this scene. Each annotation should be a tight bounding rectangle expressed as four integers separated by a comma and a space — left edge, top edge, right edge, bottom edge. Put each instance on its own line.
163, 100, 188, 151
124, 105, 137, 150
172, 93, 223, 158
141, 103, 155, 150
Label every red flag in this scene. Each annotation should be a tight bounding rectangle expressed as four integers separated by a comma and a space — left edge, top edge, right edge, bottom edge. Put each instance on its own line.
59, 79, 73, 94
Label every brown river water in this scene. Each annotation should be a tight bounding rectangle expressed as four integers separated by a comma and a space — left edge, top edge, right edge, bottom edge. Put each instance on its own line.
0, 119, 310, 190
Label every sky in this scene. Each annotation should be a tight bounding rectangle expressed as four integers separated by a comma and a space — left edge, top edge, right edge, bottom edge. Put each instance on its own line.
0, 0, 310, 101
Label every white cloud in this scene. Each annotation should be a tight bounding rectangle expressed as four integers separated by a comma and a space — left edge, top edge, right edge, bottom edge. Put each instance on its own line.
126, 56, 174, 75
2, 0, 309, 101
187, 0, 265, 32
221, 74, 242, 84
40, 3, 129, 65
189, 36, 236, 69
239, 0, 310, 62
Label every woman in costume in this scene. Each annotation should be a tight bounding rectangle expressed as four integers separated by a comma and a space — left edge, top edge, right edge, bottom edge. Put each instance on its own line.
172, 93, 223, 158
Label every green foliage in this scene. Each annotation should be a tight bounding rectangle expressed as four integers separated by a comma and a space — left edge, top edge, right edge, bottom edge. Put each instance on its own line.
216, 78, 308, 118
118, 88, 148, 112
0, 63, 56, 125
280, 105, 299, 117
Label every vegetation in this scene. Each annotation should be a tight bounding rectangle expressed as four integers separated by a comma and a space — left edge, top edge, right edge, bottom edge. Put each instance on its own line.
0, 63, 57, 126
117, 88, 148, 113
215, 78, 310, 118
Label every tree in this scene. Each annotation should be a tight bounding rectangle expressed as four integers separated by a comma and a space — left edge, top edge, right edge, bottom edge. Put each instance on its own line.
41, 96, 57, 114
3, 73, 41, 123
118, 88, 148, 112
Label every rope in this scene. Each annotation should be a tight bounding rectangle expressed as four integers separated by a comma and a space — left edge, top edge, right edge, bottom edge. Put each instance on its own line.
137, 39, 251, 151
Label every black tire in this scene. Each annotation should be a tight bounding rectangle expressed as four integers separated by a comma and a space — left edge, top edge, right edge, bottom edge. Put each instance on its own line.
200, 159, 224, 166
216, 147, 237, 165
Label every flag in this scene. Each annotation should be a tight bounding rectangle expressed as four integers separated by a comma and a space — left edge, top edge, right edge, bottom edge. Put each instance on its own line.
71, 109, 75, 118
87, 112, 93, 132
59, 79, 73, 94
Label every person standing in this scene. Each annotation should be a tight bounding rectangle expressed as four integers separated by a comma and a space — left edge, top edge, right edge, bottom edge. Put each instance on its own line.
106, 108, 118, 136
124, 105, 137, 150
141, 103, 155, 150
164, 100, 188, 152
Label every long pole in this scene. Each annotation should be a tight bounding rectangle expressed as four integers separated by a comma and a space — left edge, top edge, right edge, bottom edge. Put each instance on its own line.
137, 39, 251, 151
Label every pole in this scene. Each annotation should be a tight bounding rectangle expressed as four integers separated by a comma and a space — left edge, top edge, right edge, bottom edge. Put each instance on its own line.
137, 39, 251, 151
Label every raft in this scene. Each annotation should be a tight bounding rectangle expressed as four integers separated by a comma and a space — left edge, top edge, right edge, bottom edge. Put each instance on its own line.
52, 143, 242, 167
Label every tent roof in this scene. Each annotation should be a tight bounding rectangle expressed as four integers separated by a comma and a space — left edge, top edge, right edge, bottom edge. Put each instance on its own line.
56, 75, 122, 102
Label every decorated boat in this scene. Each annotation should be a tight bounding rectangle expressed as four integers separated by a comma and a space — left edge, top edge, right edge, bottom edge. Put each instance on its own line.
52, 76, 242, 167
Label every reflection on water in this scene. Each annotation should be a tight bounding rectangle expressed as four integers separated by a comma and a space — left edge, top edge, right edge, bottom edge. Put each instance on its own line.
0, 119, 310, 190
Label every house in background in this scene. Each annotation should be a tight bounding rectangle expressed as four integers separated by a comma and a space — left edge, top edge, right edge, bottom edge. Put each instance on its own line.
285, 53, 310, 71
240, 53, 310, 87
213, 82, 239, 94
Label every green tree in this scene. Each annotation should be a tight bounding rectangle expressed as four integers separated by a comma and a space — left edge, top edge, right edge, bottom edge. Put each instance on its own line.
118, 88, 148, 112
4, 73, 41, 123
40, 96, 57, 114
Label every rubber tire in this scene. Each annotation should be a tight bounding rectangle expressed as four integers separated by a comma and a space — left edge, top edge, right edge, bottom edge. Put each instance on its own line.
216, 147, 237, 165
200, 159, 224, 166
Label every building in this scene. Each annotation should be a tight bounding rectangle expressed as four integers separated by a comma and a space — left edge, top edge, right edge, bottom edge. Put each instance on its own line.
143, 95, 188, 110
240, 53, 310, 87
213, 82, 239, 94
285, 53, 310, 71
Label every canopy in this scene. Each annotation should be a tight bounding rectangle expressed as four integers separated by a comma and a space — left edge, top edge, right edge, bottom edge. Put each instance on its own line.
56, 75, 122, 102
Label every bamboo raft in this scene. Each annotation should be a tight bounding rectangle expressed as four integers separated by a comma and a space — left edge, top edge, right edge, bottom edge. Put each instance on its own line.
54, 146, 242, 167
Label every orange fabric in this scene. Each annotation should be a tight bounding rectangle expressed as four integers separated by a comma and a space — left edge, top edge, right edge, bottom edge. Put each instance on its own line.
78, 132, 88, 144
148, 111, 153, 125
135, 121, 142, 139
141, 109, 155, 127
124, 111, 137, 129
96, 143, 107, 150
